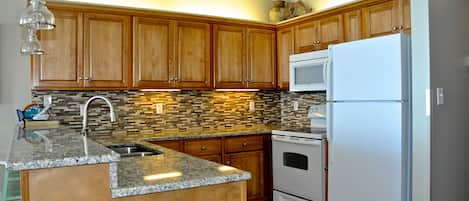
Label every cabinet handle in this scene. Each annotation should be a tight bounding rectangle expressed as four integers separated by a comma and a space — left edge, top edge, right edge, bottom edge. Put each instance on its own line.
392, 26, 398, 32
226, 160, 231, 165
399, 25, 404, 31
201, 146, 207, 151
242, 142, 248, 147
78, 76, 84, 80
314, 40, 321, 45
174, 77, 179, 81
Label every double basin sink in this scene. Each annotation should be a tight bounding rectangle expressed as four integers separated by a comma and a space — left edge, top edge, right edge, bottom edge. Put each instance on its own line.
106, 144, 163, 158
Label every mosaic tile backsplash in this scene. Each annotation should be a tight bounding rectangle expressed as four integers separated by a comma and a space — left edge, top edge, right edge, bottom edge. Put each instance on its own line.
31, 91, 326, 136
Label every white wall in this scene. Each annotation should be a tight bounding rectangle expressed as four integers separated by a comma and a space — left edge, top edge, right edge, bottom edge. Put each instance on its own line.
301, 0, 358, 12
428, 0, 469, 200
0, 0, 30, 105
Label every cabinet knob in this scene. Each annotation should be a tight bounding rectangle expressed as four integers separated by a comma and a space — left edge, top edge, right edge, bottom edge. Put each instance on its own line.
174, 77, 179, 81
399, 25, 404, 31
201, 146, 207, 151
83, 76, 91, 80
226, 160, 231, 165
392, 26, 398, 31
242, 142, 248, 147
78, 76, 84, 80
314, 40, 321, 45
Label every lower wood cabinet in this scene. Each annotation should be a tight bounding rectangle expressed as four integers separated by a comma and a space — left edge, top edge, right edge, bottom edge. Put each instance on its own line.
149, 134, 272, 201
225, 151, 265, 200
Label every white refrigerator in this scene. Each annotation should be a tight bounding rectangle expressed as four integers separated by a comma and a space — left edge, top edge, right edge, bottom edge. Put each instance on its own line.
326, 33, 411, 201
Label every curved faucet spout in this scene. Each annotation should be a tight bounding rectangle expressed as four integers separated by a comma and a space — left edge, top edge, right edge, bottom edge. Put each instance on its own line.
81, 96, 117, 136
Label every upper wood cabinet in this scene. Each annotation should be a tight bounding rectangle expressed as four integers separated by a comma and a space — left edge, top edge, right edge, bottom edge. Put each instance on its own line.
214, 25, 276, 89
175, 22, 211, 89
246, 28, 276, 89
294, 14, 343, 52
401, 0, 411, 31
344, 10, 362, 42
84, 13, 130, 88
134, 18, 211, 90
318, 15, 344, 49
33, 10, 83, 89
213, 25, 246, 89
294, 21, 320, 53
276, 27, 294, 90
133, 18, 174, 89
362, 0, 400, 38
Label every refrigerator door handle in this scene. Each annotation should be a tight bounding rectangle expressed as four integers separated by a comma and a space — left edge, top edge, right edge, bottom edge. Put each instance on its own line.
326, 48, 333, 100
323, 59, 328, 87
326, 103, 333, 143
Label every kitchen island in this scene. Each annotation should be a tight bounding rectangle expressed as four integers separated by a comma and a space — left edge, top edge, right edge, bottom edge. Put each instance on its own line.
1, 126, 251, 201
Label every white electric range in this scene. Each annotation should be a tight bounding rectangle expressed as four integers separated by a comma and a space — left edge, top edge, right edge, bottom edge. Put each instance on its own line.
272, 105, 327, 201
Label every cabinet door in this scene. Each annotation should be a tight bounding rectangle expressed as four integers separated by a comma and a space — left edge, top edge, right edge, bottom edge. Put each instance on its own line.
319, 14, 344, 49
344, 10, 362, 42
294, 20, 320, 53
175, 22, 211, 89
32, 10, 83, 89
401, 0, 411, 31
133, 17, 174, 88
246, 28, 276, 89
226, 151, 265, 200
84, 13, 130, 88
148, 140, 183, 152
276, 27, 294, 90
362, 0, 400, 38
213, 25, 246, 89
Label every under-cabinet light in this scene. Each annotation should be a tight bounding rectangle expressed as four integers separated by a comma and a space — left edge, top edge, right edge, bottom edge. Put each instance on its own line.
218, 166, 236, 172
214, 89, 260, 92
139, 89, 182, 92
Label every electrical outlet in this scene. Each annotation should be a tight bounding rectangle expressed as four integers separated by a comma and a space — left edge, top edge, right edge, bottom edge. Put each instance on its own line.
156, 103, 164, 114
44, 95, 52, 106
79, 104, 85, 117
293, 101, 299, 111
249, 101, 255, 112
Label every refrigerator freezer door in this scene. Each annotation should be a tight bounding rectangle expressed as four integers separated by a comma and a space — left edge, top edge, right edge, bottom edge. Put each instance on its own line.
327, 102, 408, 201
327, 33, 410, 101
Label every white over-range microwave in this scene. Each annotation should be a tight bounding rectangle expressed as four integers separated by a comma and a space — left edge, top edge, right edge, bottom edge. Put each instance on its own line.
289, 49, 328, 92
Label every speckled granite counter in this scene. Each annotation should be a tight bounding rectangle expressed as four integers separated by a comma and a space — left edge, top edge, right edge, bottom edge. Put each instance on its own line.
93, 125, 278, 144
3, 127, 120, 171
102, 141, 251, 198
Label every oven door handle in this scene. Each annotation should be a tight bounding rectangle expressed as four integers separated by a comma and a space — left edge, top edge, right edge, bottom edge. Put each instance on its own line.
272, 135, 322, 146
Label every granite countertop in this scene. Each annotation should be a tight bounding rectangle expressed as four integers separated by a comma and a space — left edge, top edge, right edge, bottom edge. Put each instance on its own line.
3, 126, 120, 171
103, 141, 251, 198
93, 125, 279, 144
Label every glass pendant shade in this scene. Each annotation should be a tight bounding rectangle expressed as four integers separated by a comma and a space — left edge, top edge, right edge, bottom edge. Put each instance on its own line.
20, 29, 44, 55
19, 0, 56, 30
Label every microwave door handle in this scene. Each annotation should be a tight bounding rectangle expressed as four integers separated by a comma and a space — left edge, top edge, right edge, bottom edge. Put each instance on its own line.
272, 135, 322, 146
323, 59, 328, 86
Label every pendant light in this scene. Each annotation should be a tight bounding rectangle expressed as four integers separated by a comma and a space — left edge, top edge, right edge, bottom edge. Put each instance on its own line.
19, 0, 55, 55
19, 0, 56, 30
20, 28, 44, 55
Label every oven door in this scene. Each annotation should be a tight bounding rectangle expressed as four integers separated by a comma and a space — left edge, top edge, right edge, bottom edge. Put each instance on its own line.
289, 58, 327, 92
272, 135, 324, 201
274, 190, 309, 201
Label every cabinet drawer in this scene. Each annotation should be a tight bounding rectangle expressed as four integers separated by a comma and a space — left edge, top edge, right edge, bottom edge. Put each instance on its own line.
225, 135, 264, 153
149, 140, 183, 152
184, 138, 222, 156
199, 154, 222, 163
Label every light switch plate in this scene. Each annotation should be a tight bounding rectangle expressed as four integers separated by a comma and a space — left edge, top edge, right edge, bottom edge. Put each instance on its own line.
293, 101, 299, 111
80, 104, 85, 117
156, 103, 164, 114
44, 95, 52, 106
249, 101, 255, 112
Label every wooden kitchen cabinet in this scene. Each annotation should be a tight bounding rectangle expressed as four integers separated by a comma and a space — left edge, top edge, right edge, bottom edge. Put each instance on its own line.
134, 18, 211, 89
401, 0, 411, 32
84, 13, 130, 88
32, 10, 83, 89
175, 22, 211, 89
246, 28, 276, 89
362, 0, 400, 38
133, 17, 174, 89
225, 151, 265, 200
149, 140, 184, 152
214, 25, 276, 89
294, 20, 320, 53
213, 25, 246, 89
276, 27, 294, 90
344, 10, 362, 42
184, 138, 222, 156
318, 14, 344, 49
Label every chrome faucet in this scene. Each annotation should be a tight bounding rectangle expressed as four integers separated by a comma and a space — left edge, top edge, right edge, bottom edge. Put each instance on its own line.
81, 96, 117, 136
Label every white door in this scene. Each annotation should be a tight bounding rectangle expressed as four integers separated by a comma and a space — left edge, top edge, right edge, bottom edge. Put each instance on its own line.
327, 102, 409, 201
327, 33, 410, 101
272, 135, 324, 201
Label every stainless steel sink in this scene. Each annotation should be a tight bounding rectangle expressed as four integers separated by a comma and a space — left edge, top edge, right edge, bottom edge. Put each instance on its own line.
106, 144, 163, 158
